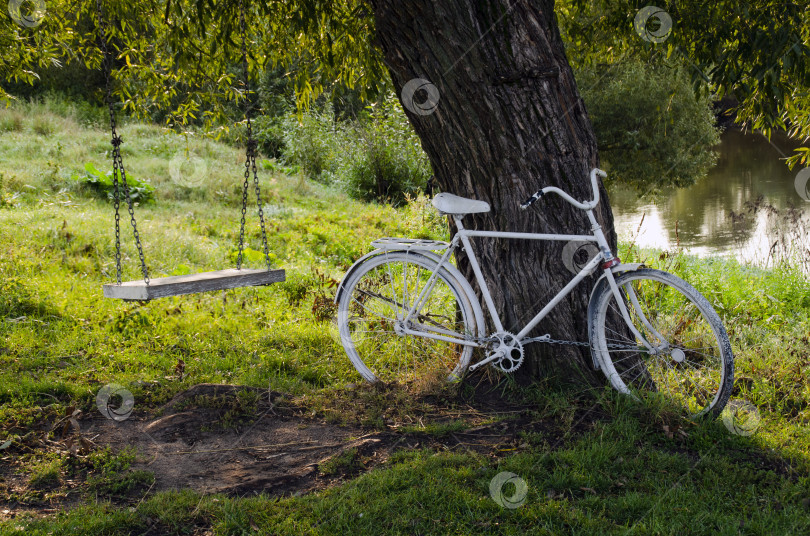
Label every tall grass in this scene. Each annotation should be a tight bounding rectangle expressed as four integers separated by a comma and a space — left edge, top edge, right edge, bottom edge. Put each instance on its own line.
729, 195, 810, 274
0, 97, 275, 206
618, 239, 810, 463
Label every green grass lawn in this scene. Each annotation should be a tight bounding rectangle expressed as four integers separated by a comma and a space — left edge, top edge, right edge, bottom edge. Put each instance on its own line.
1, 99, 810, 535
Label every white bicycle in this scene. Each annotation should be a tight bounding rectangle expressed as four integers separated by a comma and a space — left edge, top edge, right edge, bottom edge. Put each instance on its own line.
335, 169, 734, 418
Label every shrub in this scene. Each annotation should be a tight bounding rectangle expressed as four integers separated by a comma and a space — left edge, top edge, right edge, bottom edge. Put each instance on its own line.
2, 58, 105, 104
577, 59, 720, 193
32, 115, 55, 136
279, 94, 431, 204
72, 163, 155, 203
69, 98, 110, 128
252, 115, 286, 158
0, 111, 23, 132
282, 106, 345, 180
338, 95, 432, 205
257, 63, 295, 118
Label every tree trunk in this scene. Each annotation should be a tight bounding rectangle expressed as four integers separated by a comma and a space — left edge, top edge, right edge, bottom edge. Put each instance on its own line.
370, 0, 616, 383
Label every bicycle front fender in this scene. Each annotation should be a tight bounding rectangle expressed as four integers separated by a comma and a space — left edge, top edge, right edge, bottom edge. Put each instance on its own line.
586, 263, 644, 370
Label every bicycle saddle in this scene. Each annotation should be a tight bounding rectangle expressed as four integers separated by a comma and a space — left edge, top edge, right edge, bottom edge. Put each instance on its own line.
432, 193, 491, 215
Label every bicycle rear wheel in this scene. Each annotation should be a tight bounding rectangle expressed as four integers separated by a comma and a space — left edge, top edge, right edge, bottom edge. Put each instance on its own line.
590, 269, 734, 418
336, 251, 478, 385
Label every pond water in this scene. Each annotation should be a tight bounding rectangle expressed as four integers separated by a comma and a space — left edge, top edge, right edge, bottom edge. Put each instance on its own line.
607, 129, 810, 265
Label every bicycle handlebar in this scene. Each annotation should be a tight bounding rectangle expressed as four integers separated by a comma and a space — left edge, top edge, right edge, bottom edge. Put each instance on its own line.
520, 168, 607, 211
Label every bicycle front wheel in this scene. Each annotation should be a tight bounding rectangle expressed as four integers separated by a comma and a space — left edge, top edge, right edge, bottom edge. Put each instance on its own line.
590, 269, 734, 418
336, 251, 478, 385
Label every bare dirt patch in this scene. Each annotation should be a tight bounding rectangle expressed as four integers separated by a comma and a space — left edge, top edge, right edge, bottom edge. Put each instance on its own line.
0, 379, 608, 522
85, 381, 593, 498
87, 383, 373, 497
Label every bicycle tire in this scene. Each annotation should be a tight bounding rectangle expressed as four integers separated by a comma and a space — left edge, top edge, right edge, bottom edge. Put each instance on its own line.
336, 251, 479, 385
590, 268, 734, 418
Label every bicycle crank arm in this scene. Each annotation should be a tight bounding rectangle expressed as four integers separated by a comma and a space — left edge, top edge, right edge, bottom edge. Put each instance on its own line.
401, 328, 480, 347
468, 351, 504, 372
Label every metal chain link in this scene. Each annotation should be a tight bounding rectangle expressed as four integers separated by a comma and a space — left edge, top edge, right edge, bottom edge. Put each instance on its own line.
538, 337, 592, 347
472, 335, 590, 347
529, 336, 633, 350
236, 149, 250, 270
236, 0, 272, 271
95, 0, 149, 285
480, 335, 617, 349
251, 147, 272, 269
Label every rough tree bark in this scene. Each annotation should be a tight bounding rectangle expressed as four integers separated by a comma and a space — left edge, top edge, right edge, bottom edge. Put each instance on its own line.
370, 0, 617, 383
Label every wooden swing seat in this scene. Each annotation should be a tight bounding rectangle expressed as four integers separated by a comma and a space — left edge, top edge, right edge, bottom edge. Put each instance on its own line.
102, 268, 286, 301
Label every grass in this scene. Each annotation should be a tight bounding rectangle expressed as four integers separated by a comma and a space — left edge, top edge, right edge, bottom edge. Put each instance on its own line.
319, 447, 363, 476
399, 419, 471, 437
1, 98, 810, 534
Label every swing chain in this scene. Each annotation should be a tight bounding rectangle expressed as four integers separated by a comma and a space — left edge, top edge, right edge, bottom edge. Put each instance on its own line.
95, 0, 149, 285
236, 0, 272, 271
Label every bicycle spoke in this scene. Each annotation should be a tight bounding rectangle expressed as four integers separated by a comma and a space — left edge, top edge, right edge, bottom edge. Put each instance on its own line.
337, 253, 475, 386
594, 269, 732, 418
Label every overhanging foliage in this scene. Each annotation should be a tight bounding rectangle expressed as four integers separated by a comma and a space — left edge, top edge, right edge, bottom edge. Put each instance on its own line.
2, 0, 807, 166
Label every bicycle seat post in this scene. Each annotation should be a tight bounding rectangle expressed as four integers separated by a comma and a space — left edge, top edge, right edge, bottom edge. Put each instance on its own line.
452, 214, 506, 334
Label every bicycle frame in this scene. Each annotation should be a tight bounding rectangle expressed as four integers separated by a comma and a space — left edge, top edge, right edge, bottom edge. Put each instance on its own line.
401, 177, 660, 356
401, 206, 614, 346
454, 215, 610, 341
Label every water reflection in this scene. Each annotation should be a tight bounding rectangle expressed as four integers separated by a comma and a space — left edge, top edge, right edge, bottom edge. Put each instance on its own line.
608, 129, 809, 263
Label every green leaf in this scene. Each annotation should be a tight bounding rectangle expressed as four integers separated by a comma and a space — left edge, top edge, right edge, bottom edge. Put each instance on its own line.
85, 162, 104, 177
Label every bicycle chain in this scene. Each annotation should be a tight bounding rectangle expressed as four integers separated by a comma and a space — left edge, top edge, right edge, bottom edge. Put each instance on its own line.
476, 336, 628, 350
543, 338, 638, 350
485, 335, 591, 348
531, 336, 591, 347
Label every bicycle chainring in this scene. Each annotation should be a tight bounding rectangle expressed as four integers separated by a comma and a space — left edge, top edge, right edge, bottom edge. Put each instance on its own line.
490, 332, 524, 373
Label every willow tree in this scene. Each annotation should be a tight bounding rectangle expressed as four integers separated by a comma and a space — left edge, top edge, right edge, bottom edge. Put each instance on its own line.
3, 0, 808, 380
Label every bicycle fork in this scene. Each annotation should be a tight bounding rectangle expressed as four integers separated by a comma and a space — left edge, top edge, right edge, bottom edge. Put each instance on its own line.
602, 269, 673, 357
584, 208, 672, 357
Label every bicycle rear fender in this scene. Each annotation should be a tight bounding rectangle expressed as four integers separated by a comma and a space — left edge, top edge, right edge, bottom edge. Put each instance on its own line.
333, 249, 391, 305
333, 248, 486, 342
586, 263, 644, 370
334, 248, 453, 305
